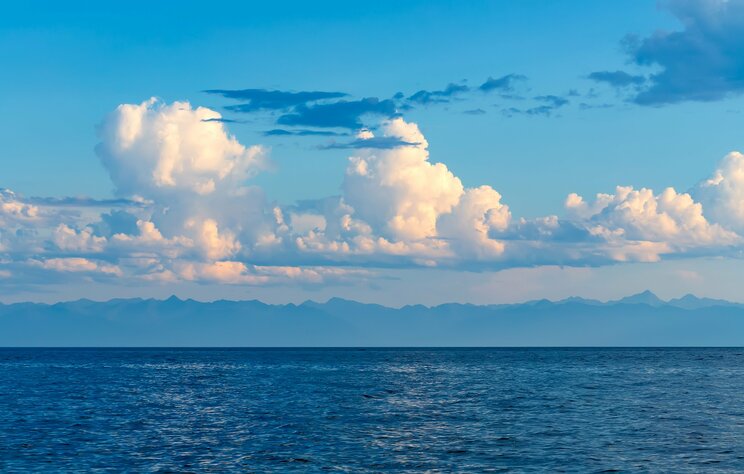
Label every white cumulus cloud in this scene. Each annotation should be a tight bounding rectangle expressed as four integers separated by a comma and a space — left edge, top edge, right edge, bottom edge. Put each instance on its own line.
342, 118, 464, 241
694, 151, 744, 234
5, 98, 744, 289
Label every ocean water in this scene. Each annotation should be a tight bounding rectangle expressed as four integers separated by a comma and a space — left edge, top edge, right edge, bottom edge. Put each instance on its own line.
1, 348, 744, 472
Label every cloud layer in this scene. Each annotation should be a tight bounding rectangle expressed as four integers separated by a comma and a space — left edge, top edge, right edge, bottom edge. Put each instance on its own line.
4, 98, 744, 288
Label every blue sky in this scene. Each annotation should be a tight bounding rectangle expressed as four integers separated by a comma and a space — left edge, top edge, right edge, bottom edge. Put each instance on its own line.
3, 0, 744, 304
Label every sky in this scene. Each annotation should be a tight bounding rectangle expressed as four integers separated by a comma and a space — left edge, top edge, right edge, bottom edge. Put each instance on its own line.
2, 0, 744, 305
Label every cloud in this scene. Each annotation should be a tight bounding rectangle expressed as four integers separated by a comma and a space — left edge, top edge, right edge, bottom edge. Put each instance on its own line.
502, 95, 569, 117
170, 262, 371, 285
30, 257, 122, 276
407, 82, 469, 105
97, 98, 265, 197
0, 189, 39, 224
620, 0, 744, 104
693, 151, 744, 233
95, 98, 273, 264
203, 75, 526, 136
8, 98, 744, 289
534, 95, 569, 108
263, 129, 347, 137
200, 117, 245, 124
341, 118, 463, 241
320, 134, 421, 150
463, 108, 487, 115
579, 102, 614, 110
437, 186, 510, 260
277, 97, 398, 129
54, 224, 106, 253
588, 70, 647, 88
479, 74, 528, 93
288, 118, 743, 268
268, 119, 514, 267
566, 186, 738, 249
23, 195, 144, 208
204, 89, 347, 112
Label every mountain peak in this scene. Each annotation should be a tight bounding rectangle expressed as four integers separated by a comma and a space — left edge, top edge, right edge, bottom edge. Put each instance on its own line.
326, 297, 357, 305
667, 294, 739, 310
615, 290, 664, 306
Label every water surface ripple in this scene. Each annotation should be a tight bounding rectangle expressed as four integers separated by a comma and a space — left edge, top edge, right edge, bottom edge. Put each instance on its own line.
1, 348, 744, 472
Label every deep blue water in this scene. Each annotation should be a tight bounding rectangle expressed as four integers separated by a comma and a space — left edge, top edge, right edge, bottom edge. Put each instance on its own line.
1, 348, 744, 472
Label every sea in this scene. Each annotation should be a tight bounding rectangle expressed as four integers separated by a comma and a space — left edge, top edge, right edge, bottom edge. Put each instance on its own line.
1, 348, 743, 472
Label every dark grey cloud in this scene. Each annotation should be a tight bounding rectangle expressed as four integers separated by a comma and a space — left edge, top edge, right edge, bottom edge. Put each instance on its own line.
277, 98, 398, 129
1, 188, 143, 209
200, 117, 245, 124
579, 102, 614, 110
479, 74, 527, 93
407, 83, 469, 105
498, 93, 527, 101
263, 129, 347, 137
204, 74, 525, 133
25, 195, 145, 208
619, 0, 744, 105
534, 95, 569, 108
502, 95, 569, 117
588, 71, 646, 88
463, 108, 486, 115
320, 136, 420, 150
204, 89, 347, 112
515, 106, 554, 117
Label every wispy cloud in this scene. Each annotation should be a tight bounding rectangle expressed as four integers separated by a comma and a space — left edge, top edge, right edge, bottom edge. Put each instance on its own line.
501, 94, 570, 117
22, 195, 146, 208
320, 136, 420, 150
479, 74, 527, 93
204, 74, 529, 133
407, 82, 469, 105
263, 129, 347, 137
277, 98, 398, 129
201, 117, 246, 124
204, 88, 347, 112
587, 70, 646, 88
534, 95, 569, 108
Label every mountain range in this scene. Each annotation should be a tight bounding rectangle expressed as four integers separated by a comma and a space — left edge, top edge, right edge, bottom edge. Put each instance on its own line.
2, 291, 744, 346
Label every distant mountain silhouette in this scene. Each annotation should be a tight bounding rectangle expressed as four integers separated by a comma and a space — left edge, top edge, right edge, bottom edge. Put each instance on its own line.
667, 294, 740, 310
613, 290, 666, 307
1, 292, 743, 346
